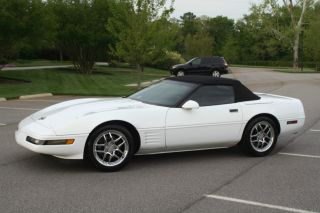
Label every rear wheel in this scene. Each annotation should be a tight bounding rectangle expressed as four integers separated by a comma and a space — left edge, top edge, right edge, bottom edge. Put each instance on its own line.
212, 70, 221, 77
240, 117, 278, 157
86, 125, 134, 172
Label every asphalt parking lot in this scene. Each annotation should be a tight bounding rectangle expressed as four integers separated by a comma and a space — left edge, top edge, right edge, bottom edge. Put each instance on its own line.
1, 67, 320, 213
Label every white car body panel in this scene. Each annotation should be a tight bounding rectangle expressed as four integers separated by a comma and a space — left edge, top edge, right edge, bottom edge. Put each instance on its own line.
15, 92, 305, 159
166, 103, 243, 150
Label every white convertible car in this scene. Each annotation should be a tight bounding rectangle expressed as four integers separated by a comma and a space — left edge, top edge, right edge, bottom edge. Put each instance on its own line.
16, 76, 305, 171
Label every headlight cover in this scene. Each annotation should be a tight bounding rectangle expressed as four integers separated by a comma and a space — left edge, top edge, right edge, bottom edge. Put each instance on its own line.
26, 136, 74, 145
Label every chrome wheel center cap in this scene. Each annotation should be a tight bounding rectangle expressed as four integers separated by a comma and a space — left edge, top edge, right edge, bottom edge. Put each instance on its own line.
258, 133, 264, 141
105, 144, 116, 153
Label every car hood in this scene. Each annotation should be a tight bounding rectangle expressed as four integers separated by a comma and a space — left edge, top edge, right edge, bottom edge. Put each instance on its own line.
172, 64, 186, 68
31, 98, 152, 129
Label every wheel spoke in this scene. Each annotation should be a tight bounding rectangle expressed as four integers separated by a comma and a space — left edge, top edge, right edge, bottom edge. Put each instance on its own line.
113, 153, 120, 160
108, 155, 112, 163
114, 136, 123, 143
265, 129, 271, 135
109, 133, 114, 141
259, 141, 264, 148
117, 141, 126, 147
251, 133, 258, 137
103, 134, 107, 142
117, 149, 124, 155
102, 153, 107, 161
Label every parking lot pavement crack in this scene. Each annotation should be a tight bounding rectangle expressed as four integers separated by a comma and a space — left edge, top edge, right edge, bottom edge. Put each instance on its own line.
180, 115, 320, 213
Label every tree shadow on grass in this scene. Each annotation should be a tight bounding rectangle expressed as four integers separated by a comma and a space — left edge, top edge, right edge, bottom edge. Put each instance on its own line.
56, 68, 115, 76
0, 76, 30, 84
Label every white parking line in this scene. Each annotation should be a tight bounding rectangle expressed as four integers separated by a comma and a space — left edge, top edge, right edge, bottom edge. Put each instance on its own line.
205, 194, 317, 213
310, 129, 320, 132
0, 107, 40, 111
279, 152, 320, 159
0, 123, 6, 126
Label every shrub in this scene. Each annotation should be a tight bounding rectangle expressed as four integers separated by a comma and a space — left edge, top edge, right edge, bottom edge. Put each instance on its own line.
148, 51, 186, 70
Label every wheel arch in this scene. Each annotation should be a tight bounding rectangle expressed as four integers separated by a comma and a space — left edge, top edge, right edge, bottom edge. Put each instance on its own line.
244, 113, 281, 136
84, 120, 141, 158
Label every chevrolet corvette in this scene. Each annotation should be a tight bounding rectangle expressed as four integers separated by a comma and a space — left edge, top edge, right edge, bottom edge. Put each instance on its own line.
16, 76, 305, 171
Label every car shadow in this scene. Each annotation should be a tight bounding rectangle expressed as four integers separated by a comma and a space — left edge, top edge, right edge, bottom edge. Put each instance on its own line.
23, 146, 246, 173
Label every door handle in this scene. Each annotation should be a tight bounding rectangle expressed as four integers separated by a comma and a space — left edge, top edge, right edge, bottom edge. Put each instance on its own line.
229, 109, 239, 113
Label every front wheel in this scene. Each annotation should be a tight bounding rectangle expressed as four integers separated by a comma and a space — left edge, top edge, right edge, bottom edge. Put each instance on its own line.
176, 71, 185, 76
240, 117, 278, 157
212, 70, 221, 77
86, 125, 134, 172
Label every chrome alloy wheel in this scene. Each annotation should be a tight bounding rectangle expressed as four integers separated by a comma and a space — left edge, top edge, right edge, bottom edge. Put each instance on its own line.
212, 70, 221, 77
250, 121, 275, 152
177, 71, 185, 76
93, 130, 129, 167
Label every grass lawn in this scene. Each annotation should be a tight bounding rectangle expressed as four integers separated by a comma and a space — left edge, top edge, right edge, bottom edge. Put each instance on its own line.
0, 66, 169, 99
9, 59, 72, 67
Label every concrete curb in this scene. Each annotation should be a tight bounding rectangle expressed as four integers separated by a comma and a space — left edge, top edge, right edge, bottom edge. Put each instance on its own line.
19, 93, 53, 100
0, 98, 6, 101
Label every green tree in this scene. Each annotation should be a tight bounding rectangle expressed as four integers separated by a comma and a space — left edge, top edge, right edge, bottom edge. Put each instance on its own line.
250, 0, 313, 67
0, 0, 54, 64
184, 33, 213, 60
180, 12, 200, 36
305, 11, 320, 70
202, 16, 234, 56
221, 36, 240, 63
107, 0, 177, 88
48, 0, 112, 74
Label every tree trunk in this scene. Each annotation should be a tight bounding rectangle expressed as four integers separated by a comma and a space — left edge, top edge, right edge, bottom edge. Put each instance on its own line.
293, 31, 300, 68
283, 0, 309, 69
59, 49, 63, 62
136, 64, 144, 90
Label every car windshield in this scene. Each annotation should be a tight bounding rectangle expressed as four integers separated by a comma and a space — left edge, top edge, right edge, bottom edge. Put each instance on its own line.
129, 80, 198, 107
186, 58, 198, 64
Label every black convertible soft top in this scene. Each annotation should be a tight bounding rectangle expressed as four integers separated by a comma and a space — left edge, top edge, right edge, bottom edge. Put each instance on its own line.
167, 76, 260, 102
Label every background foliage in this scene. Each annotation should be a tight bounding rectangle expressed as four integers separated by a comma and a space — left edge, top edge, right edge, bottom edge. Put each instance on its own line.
0, 0, 319, 71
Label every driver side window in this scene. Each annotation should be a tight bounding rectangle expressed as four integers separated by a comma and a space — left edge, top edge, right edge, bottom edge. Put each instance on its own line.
188, 85, 235, 107
192, 58, 201, 65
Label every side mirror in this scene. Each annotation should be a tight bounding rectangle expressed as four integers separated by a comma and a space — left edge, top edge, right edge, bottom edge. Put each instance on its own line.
182, 100, 199, 110
189, 62, 193, 66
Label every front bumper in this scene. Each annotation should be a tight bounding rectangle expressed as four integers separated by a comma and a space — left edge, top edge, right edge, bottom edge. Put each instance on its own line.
15, 120, 88, 159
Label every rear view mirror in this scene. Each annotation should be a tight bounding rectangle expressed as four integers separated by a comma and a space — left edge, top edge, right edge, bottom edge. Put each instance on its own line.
182, 100, 199, 110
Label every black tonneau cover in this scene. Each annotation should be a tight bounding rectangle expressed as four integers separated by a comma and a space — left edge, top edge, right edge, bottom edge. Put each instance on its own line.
167, 76, 260, 102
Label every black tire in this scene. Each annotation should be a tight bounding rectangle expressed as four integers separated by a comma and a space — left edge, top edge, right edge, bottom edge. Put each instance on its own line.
212, 70, 221, 78
240, 116, 278, 157
85, 125, 135, 172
